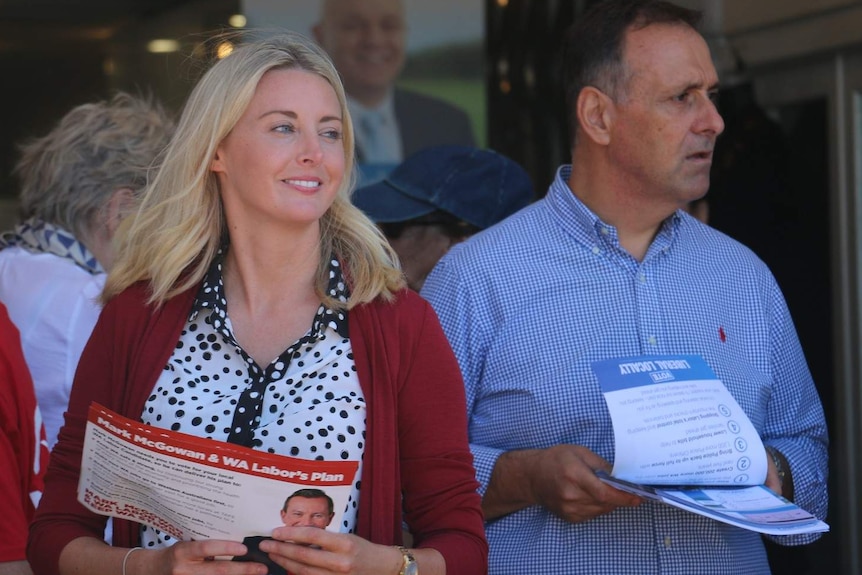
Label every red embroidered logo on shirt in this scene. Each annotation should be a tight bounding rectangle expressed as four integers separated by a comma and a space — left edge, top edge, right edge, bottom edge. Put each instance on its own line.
719, 327, 726, 342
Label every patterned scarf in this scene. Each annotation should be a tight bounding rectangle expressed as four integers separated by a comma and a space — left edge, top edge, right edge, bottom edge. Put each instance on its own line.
0, 217, 103, 274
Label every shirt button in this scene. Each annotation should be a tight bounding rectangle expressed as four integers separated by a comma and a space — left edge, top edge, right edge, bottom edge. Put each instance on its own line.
601, 227, 609, 235
648, 336, 657, 345
664, 536, 672, 548
592, 246, 600, 255
638, 273, 646, 283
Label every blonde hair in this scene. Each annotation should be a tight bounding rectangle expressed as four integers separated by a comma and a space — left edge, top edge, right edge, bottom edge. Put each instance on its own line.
104, 31, 404, 307
14, 92, 174, 241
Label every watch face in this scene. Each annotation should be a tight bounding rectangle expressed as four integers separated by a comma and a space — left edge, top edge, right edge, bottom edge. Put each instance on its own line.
404, 561, 419, 575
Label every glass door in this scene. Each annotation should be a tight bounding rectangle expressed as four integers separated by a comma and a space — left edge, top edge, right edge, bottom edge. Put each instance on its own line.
749, 51, 861, 575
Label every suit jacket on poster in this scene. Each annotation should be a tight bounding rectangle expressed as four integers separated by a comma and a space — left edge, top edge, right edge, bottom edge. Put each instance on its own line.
357, 88, 476, 163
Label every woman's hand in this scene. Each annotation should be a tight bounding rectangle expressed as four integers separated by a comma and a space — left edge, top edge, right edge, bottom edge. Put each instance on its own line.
260, 527, 404, 575
128, 540, 268, 575
59, 537, 269, 575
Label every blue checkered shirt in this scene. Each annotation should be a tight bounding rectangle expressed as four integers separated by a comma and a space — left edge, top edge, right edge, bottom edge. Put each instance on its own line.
422, 165, 829, 575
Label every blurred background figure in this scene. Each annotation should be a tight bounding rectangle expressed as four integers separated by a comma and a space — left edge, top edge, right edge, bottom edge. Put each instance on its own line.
352, 145, 533, 291
0, 301, 49, 575
0, 92, 174, 449
312, 0, 475, 174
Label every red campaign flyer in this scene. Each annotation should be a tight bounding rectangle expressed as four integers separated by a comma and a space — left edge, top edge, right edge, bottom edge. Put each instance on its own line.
78, 403, 359, 541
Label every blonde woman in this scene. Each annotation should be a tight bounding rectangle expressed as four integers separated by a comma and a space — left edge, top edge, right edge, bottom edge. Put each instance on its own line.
29, 32, 486, 575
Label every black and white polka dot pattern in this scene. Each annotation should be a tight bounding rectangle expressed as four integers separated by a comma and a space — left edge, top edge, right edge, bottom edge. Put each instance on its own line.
139, 251, 365, 549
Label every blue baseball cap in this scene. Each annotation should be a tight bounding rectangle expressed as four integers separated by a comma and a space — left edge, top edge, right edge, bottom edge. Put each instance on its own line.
352, 145, 534, 230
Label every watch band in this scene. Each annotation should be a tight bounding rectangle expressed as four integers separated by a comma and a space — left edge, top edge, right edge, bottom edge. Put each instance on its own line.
396, 546, 418, 575
765, 445, 786, 492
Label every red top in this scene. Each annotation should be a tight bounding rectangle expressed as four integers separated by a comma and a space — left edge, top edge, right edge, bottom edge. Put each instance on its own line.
0, 302, 49, 563
29, 283, 487, 574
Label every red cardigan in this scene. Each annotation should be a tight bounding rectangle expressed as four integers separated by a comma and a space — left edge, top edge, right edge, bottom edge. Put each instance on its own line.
0, 303, 48, 563
29, 283, 487, 575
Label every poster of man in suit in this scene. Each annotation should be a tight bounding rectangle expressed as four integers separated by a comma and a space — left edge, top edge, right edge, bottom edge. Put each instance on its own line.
243, 0, 483, 184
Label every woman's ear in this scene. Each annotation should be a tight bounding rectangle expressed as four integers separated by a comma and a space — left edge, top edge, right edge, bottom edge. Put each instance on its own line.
211, 147, 226, 174
576, 86, 614, 147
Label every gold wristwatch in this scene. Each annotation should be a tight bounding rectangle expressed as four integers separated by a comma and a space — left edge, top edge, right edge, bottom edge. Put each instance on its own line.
397, 546, 418, 575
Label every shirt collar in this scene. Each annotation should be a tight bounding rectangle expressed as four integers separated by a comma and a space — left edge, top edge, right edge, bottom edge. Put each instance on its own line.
190, 248, 350, 339
347, 91, 396, 125
546, 165, 681, 259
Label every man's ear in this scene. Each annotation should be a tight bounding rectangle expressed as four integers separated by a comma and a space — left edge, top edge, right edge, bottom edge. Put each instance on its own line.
576, 86, 613, 146
104, 188, 135, 239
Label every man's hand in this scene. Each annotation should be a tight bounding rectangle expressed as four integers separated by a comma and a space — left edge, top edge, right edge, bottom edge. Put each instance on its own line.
482, 444, 642, 522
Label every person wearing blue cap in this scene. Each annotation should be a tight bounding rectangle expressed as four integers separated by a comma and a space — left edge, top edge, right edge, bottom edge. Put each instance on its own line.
352, 145, 534, 291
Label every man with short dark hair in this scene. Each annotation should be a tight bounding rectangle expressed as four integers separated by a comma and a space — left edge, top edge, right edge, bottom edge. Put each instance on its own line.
280, 489, 335, 529
422, 1, 828, 573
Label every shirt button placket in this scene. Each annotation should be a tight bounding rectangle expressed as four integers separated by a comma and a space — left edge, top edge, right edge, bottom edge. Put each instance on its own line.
635, 266, 660, 350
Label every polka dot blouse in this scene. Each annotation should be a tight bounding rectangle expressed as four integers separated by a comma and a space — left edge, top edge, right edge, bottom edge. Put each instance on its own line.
139, 252, 365, 549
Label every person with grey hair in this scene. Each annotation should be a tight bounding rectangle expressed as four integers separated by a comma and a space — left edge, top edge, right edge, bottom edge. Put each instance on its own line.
0, 92, 174, 449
